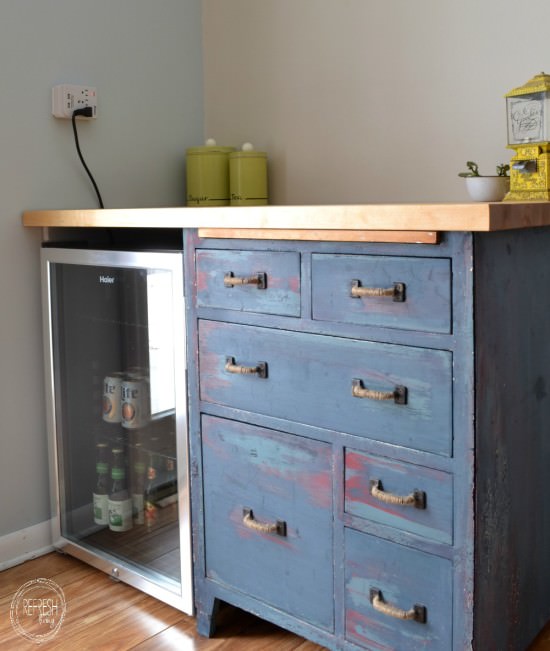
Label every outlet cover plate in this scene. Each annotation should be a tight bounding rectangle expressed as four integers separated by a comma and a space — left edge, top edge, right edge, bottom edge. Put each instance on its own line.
52, 84, 97, 119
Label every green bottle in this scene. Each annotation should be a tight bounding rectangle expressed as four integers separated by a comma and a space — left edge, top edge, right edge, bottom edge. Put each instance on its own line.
108, 448, 133, 532
93, 443, 109, 526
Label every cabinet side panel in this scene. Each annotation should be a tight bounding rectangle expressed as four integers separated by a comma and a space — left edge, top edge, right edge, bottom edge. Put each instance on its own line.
474, 227, 550, 650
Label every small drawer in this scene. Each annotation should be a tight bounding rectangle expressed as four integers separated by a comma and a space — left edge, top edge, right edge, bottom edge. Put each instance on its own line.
312, 253, 451, 333
199, 321, 453, 456
345, 450, 453, 544
345, 528, 452, 650
196, 249, 301, 316
202, 415, 334, 630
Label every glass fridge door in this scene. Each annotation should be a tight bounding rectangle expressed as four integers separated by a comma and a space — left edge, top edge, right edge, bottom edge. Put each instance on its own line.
41, 248, 192, 613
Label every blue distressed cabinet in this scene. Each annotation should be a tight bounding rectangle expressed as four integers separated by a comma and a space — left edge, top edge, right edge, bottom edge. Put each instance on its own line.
184, 227, 550, 651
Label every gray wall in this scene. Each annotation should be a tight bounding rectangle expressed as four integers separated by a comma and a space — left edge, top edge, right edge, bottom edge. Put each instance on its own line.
202, 0, 550, 204
0, 0, 203, 539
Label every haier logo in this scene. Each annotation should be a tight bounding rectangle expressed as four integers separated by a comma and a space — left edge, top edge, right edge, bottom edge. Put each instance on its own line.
99, 275, 115, 284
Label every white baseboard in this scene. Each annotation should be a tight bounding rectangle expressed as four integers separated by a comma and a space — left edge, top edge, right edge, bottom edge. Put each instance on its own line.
0, 520, 54, 571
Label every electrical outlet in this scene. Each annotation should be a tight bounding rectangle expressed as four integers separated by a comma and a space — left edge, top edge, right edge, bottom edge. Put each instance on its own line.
52, 84, 97, 119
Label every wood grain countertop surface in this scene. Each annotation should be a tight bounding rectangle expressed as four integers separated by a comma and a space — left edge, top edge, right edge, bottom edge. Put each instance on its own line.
22, 202, 550, 243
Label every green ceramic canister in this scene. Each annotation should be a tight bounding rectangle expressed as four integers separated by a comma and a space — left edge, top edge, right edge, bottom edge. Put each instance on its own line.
229, 143, 268, 206
186, 140, 235, 206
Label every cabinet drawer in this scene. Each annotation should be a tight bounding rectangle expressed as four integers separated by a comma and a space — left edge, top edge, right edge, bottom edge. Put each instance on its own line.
201, 415, 334, 630
199, 321, 453, 456
345, 528, 452, 650
196, 249, 301, 316
345, 450, 453, 544
312, 254, 451, 333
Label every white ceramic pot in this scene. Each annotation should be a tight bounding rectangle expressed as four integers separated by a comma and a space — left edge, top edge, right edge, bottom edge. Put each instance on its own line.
465, 176, 510, 202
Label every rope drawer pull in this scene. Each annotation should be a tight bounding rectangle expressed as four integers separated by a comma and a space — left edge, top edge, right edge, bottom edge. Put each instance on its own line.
370, 479, 426, 509
225, 357, 268, 378
350, 279, 405, 302
370, 588, 426, 623
242, 508, 287, 537
352, 379, 407, 405
224, 271, 267, 289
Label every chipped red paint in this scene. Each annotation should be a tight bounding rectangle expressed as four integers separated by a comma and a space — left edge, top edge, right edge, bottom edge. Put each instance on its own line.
345, 450, 366, 471
288, 274, 300, 294
195, 269, 209, 293
345, 609, 391, 651
297, 468, 333, 509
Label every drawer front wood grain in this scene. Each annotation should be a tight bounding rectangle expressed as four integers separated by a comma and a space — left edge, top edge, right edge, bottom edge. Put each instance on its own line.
345, 449, 453, 544
202, 415, 334, 630
312, 253, 451, 333
196, 249, 301, 316
345, 528, 452, 650
199, 321, 453, 456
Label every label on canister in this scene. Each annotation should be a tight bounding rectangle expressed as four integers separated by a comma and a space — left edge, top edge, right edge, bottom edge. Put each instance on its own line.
186, 145, 235, 206
102, 372, 125, 423
121, 376, 151, 429
229, 149, 268, 206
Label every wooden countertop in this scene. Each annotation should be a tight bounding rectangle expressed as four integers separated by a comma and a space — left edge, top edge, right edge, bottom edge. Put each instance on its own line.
22, 202, 550, 243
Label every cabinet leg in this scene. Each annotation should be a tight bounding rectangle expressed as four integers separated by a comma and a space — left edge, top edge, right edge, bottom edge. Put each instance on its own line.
196, 596, 220, 637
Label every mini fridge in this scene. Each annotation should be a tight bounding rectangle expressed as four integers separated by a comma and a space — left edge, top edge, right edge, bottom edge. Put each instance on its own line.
41, 247, 193, 614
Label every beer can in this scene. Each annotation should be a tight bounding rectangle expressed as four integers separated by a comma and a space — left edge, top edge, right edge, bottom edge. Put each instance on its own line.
121, 375, 151, 429
102, 372, 125, 423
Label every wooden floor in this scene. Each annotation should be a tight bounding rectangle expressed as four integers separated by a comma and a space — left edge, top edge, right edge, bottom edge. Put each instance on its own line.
0, 552, 324, 650
1, 552, 550, 650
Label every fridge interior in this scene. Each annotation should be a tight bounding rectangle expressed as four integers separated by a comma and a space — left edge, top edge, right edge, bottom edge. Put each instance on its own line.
43, 249, 190, 606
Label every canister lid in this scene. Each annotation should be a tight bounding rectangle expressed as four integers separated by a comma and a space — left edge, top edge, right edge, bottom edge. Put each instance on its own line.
229, 142, 267, 159
186, 138, 235, 155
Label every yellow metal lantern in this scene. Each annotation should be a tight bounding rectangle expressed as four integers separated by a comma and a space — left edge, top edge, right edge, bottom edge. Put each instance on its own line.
504, 72, 550, 201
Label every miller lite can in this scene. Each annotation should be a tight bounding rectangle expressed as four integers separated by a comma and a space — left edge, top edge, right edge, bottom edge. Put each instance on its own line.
121, 374, 151, 429
102, 372, 125, 423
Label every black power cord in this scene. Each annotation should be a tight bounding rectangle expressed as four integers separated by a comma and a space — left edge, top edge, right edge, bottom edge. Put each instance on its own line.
71, 107, 104, 209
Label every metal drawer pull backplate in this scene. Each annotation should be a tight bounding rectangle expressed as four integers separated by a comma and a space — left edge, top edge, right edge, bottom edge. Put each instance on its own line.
350, 279, 405, 302
225, 356, 268, 378
242, 508, 287, 537
370, 479, 426, 509
224, 271, 267, 289
369, 588, 427, 624
352, 378, 407, 404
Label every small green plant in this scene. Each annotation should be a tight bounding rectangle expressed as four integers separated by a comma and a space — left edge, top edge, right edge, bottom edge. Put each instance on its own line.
459, 161, 510, 177
459, 161, 480, 177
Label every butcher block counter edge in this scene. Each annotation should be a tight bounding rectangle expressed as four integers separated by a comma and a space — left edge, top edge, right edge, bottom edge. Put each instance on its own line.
22, 202, 550, 243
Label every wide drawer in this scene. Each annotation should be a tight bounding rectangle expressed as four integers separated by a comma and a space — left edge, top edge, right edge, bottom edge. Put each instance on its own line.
196, 249, 301, 316
345, 528, 452, 650
311, 253, 451, 333
201, 415, 334, 630
344, 449, 453, 544
199, 321, 453, 456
